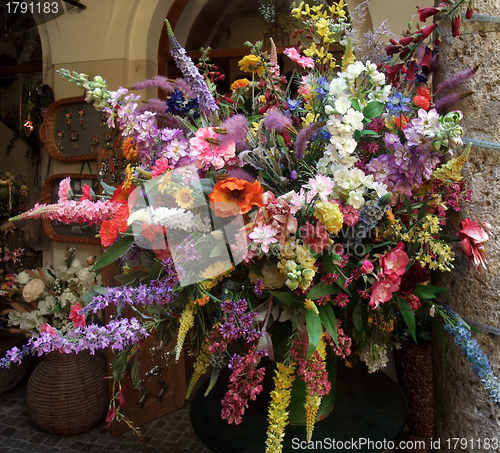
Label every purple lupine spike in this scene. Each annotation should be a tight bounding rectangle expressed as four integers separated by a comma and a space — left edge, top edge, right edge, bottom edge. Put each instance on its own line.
165, 20, 218, 115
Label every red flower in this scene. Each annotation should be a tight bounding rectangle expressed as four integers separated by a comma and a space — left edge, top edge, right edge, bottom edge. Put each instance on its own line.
458, 219, 488, 273
111, 182, 134, 203
417, 7, 440, 22
100, 220, 119, 247
114, 203, 130, 234
81, 184, 92, 202
420, 47, 433, 67
452, 15, 461, 37
413, 86, 432, 110
69, 303, 86, 329
465, 8, 473, 20
419, 23, 439, 39
380, 242, 409, 280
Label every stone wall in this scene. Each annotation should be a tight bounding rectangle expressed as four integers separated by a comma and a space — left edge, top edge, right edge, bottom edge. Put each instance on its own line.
433, 1, 500, 450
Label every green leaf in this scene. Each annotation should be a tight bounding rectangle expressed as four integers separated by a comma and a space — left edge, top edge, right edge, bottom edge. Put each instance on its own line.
358, 130, 379, 136
417, 200, 429, 221
305, 310, 322, 359
114, 272, 148, 285
353, 130, 361, 141
398, 297, 417, 342
100, 181, 116, 195
92, 236, 135, 272
318, 304, 338, 346
150, 260, 164, 280
81, 290, 99, 303
93, 285, 109, 295
111, 348, 129, 381
351, 99, 361, 111
269, 291, 304, 308
363, 101, 385, 119
352, 304, 368, 333
306, 282, 340, 300
131, 356, 140, 390
413, 284, 448, 300
210, 241, 227, 258
403, 194, 413, 220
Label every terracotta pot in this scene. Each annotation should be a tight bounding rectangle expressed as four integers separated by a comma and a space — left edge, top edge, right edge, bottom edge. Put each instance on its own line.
26, 350, 109, 435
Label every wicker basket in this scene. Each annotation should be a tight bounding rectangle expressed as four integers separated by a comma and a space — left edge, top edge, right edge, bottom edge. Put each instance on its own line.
394, 342, 433, 452
26, 350, 109, 436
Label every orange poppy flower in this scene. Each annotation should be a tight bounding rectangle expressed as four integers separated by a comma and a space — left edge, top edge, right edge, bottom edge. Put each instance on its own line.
393, 114, 409, 130
209, 177, 263, 217
111, 182, 134, 203
100, 220, 119, 247
231, 78, 250, 91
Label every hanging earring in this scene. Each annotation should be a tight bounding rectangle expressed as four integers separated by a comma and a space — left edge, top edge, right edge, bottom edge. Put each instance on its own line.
90, 135, 100, 153
98, 158, 110, 182
77, 106, 85, 129
109, 150, 120, 184
70, 130, 79, 149
56, 128, 64, 151
64, 109, 72, 129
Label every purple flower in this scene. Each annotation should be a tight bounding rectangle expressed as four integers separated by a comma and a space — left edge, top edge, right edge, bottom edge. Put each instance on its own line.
166, 20, 218, 115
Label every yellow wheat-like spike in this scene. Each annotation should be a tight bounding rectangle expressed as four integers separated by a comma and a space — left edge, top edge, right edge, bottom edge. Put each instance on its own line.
305, 394, 322, 442
186, 342, 211, 399
175, 302, 195, 361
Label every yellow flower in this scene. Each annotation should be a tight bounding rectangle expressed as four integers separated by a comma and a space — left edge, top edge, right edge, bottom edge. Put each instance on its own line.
304, 299, 319, 315
122, 137, 137, 161
119, 164, 134, 192
174, 187, 194, 209
314, 200, 344, 234
238, 55, 264, 77
186, 342, 211, 399
158, 170, 172, 195
175, 302, 195, 361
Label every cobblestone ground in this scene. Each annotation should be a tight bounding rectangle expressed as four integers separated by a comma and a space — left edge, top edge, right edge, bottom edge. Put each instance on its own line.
0, 379, 211, 453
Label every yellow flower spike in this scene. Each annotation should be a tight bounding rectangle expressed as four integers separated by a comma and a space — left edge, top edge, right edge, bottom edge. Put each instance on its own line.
175, 301, 195, 361
305, 299, 319, 316
265, 362, 296, 453
186, 342, 211, 399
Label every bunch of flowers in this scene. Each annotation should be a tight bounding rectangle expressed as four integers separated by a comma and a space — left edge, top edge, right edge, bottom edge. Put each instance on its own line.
3, 0, 498, 449
5, 247, 101, 336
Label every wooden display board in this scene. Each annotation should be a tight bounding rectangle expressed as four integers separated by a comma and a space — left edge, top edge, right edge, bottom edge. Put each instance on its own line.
39, 96, 118, 162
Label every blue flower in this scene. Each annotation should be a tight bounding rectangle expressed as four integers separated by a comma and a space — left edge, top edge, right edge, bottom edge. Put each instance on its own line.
387, 92, 412, 115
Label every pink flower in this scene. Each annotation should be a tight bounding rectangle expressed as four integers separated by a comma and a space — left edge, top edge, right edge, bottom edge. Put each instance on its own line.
80, 184, 93, 202
305, 174, 334, 202
248, 225, 278, 253
151, 156, 173, 178
284, 47, 314, 69
69, 302, 86, 328
189, 127, 235, 170
301, 221, 330, 253
360, 260, 374, 274
380, 242, 409, 279
58, 177, 72, 202
369, 277, 401, 309
407, 294, 421, 312
40, 323, 59, 337
458, 219, 488, 273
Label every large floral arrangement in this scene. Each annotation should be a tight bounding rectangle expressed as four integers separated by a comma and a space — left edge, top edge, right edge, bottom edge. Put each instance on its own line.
3, 0, 499, 449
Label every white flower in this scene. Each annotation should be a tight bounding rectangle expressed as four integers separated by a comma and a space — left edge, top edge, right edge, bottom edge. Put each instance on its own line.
335, 96, 351, 115
16, 271, 31, 285
344, 61, 365, 81
325, 105, 334, 115
348, 190, 365, 209
373, 182, 389, 198
343, 108, 365, 131
329, 77, 347, 97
